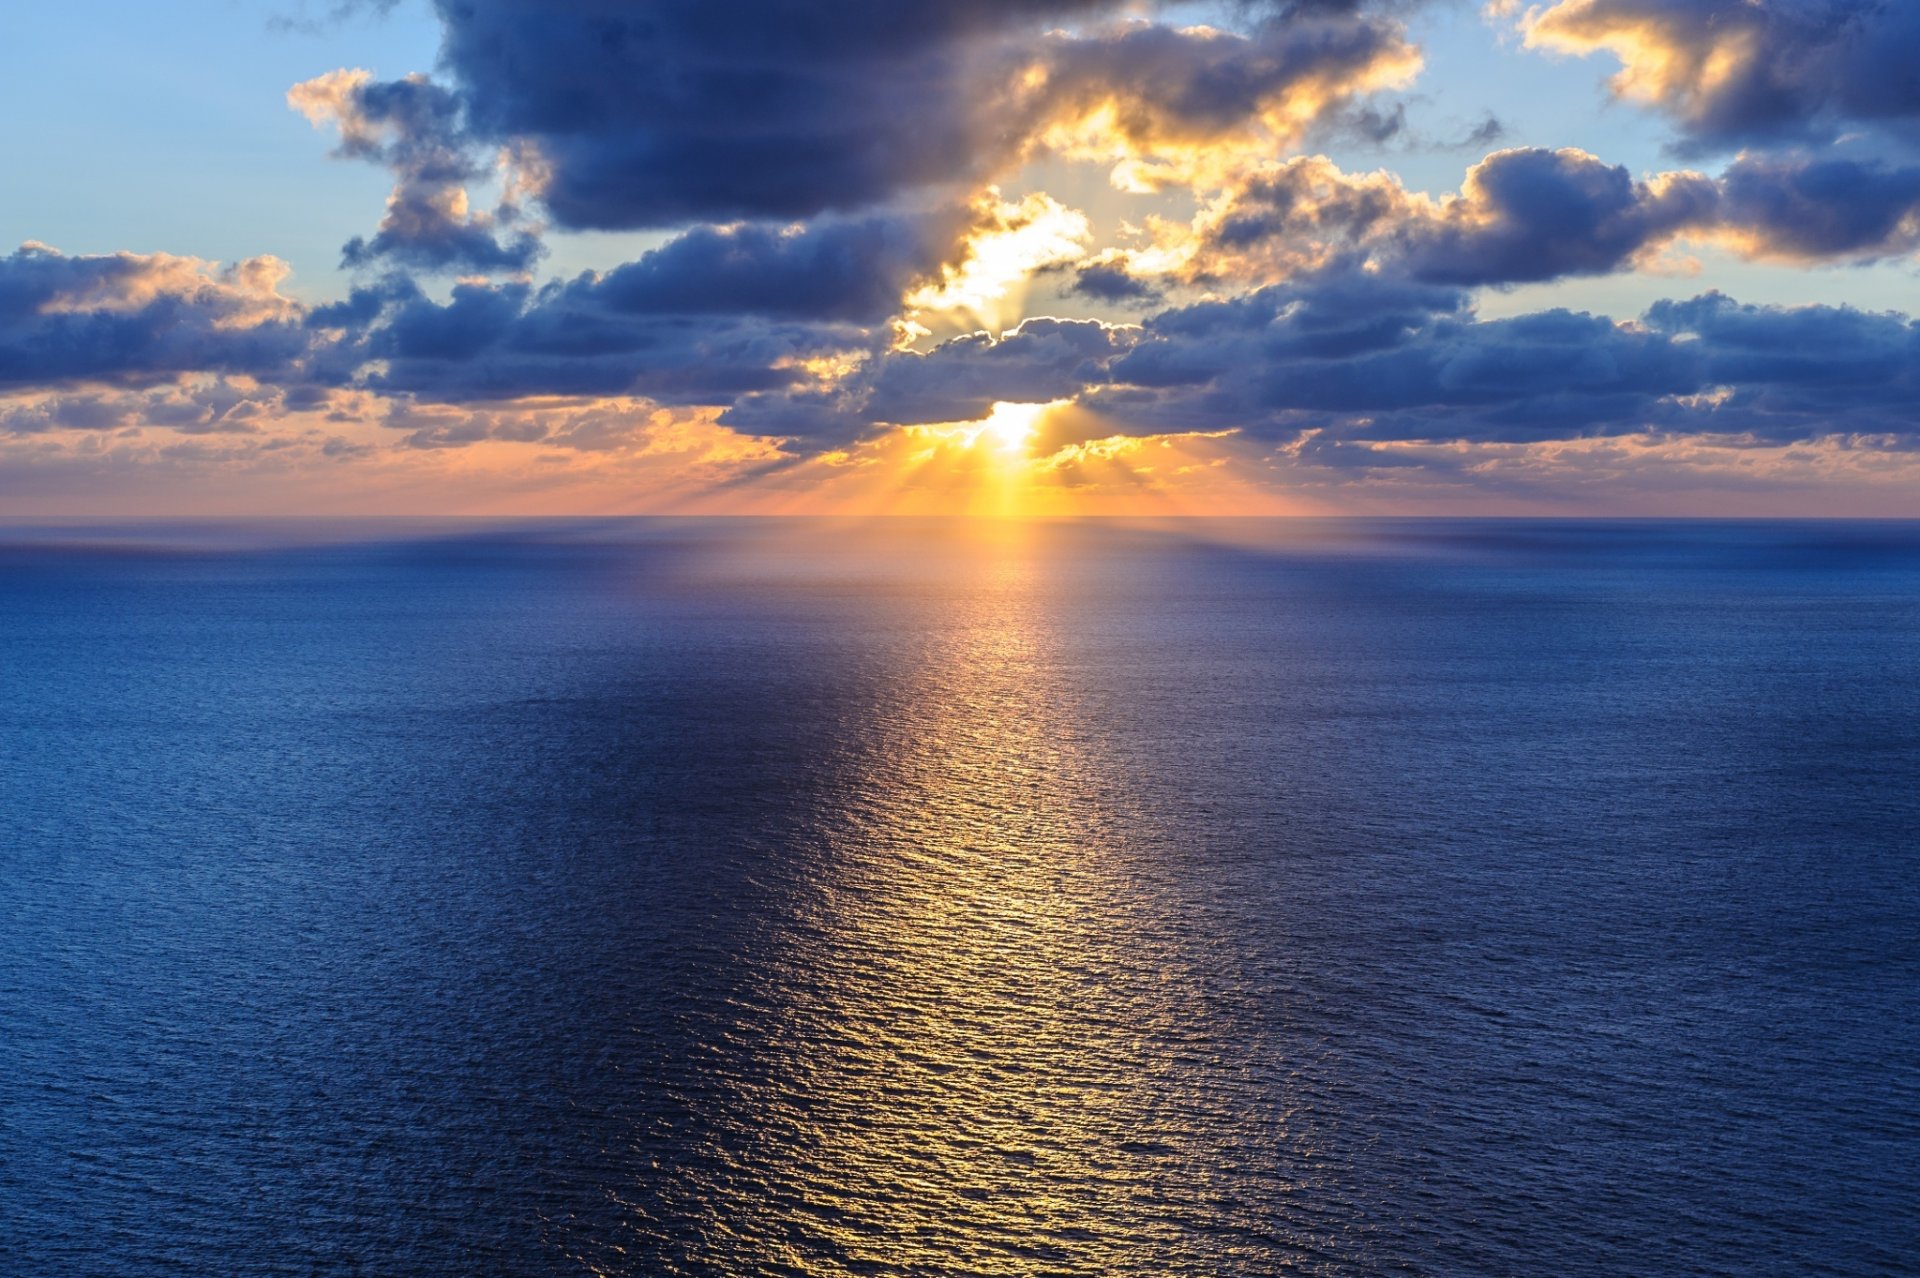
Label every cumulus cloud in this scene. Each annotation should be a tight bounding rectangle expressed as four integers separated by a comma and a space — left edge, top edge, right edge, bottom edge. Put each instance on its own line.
354, 277, 868, 406
1025, 13, 1420, 160
713, 317, 1137, 442
1517, 0, 1920, 152
581, 213, 954, 324
1081, 274, 1920, 447
1179, 148, 1717, 285
290, 69, 542, 273
413, 0, 1419, 230
0, 379, 343, 439
0, 244, 310, 390
865, 318, 1139, 425
425, 0, 1113, 228
1137, 146, 1920, 290
1716, 154, 1920, 260
307, 193, 1113, 419
1071, 260, 1165, 304
12, 0, 1920, 505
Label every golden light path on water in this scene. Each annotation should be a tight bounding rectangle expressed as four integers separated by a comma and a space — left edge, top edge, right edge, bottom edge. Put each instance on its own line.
573, 523, 1357, 1276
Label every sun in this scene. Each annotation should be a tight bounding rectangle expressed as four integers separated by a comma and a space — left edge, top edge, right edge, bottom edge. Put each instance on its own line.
973, 401, 1048, 456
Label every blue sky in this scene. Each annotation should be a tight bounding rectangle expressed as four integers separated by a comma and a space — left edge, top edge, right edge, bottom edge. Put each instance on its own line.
2, 3, 434, 281
4, 0, 1919, 515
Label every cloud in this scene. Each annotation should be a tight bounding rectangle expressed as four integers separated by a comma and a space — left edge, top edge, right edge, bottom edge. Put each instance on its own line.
0, 378, 353, 438
865, 318, 1138, 425
1398, 148, 1717, 283
1716, 154, 1920, 259
313, 194, 1112, 418
1026, 12, 1420, 156
587, 209, 965, 324
1141, 146, 1920, 290
1070, 260, 1164, 304
902, 192, 1093, 332
713, 317, 1136, 442
0, 195, 1109, 423
269, 0, 403, 35
411, 0, 1419, 230
357, 277, 869, 406
1082, 274, 1920, 447
425, 0, 1119, 229
1518, 0, 1920, 152
0, 244, 311, 391
669, 268, 1920, 460
0, 393, 138, 435
1641, 291, 1920, 436
1121, 149, 1714, 289
290, 69, 542, 273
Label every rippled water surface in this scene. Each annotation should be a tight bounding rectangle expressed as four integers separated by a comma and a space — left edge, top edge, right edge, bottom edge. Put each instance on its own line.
3, 518, 1917, 1276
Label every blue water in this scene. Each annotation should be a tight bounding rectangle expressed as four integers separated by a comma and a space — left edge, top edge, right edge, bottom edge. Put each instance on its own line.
1, 518, 1915, 1276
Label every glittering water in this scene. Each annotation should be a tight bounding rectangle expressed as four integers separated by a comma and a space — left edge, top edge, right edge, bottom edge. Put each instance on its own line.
2, 518, 1916, 1277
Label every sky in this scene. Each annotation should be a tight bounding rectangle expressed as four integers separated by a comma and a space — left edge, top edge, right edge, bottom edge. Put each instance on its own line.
3, 0, 1919, 516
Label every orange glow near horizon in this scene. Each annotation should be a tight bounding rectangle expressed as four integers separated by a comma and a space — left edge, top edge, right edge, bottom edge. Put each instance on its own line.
699, 401, 1315, 519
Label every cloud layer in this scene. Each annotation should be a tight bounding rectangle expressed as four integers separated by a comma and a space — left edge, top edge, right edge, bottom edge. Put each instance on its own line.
1519, 0, 1920, 152
7, 0, 1920, 511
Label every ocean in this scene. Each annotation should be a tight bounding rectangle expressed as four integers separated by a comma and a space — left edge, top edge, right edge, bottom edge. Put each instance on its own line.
2, 518, 1915, 1276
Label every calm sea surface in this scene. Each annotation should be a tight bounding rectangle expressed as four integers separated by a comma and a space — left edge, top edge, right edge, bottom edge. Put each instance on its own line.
1, 519, 1916, 1277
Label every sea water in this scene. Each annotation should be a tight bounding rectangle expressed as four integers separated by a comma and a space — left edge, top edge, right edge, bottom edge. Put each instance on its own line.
2, 519, 1915, 1275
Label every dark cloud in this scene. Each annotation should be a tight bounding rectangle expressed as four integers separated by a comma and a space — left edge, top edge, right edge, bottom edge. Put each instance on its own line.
1084, 274, 1920, 447
360, 277, 868, 405
1178, 146, 1920, 289
317, 200, 1071, 413
385, 402, 551, 450
1399, 148, 1716, 284
1644, 292, 1917, 391
0, 394, 135, 434
714, 318, 1140, 441
1635, 293, 1920, 439
268, 0, 403, 35
339, 199, 540, 275
864, 319, 1137, 425
16, 0, 1920, 477
718, 388, 875, 445
1306, 100, 1503, 156
1070, 262, 1163, 305
290, 71, 541, 273
1717, 155, 1920, 259
137, 381, 283, 435
581, 211, 958, 323
419, 0, 1415, 230
1524, 0, 1920, 153
428, 0, 1117, 229
1028, 12, 1415, 148
304, 273, 424, 331
1334, 101, 1410, 145
0, 381, 317, 437
7, 229, 1917, 460
1183, 148, 1715, 287
1458, 114, 1507, 149
0, 244, 311, 391
1143, 269, 1469, 366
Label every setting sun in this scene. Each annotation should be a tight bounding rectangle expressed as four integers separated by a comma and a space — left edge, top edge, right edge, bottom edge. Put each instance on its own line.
974, 401, 1050, 456
10, 2, 1919, 1274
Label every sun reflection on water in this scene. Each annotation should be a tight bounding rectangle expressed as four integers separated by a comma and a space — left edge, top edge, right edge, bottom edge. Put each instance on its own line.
601, 523, 1343, 1275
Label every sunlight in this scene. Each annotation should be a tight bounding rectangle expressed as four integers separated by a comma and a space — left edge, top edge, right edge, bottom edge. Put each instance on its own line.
713, 401, 1312, 519
973, 401, 1048, 457
903, 193, 1089, 336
